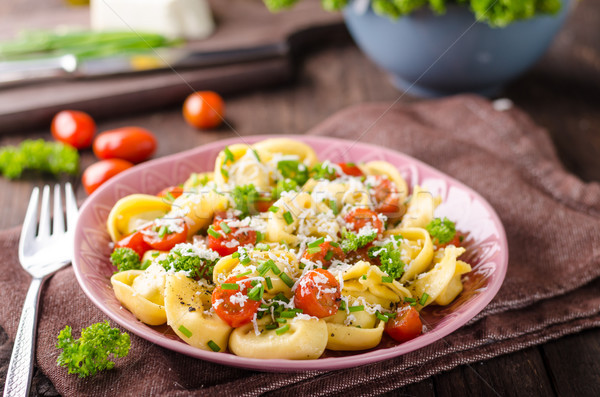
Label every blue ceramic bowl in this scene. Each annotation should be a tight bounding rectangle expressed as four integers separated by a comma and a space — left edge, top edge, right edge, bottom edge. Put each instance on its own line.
343, 0, 572, 97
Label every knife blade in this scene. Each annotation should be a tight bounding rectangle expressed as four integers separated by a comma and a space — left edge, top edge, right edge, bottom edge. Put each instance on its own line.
0, 42, 289, 87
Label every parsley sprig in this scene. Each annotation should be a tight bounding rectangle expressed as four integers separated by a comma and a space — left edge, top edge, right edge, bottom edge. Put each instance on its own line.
426, 217, 456, 245
110, 247, 150, 272
340, 228, 377, 253
368, 241, 405, 279
159, 246, 217, 280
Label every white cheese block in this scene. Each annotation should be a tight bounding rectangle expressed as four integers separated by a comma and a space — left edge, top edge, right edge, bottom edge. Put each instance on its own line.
90, 0, 215, 40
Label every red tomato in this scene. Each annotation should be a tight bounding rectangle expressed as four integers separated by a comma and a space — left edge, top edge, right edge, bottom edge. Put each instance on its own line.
183, 91, 225, 129
207, 219, 257, 256
114, 230, 151, 258
51, 110, 96, 149
141, 218, 188, 251
344, 208, 384, 234
212, 276, 260, 327
255, 197, 274, 213
371, 176, 404, 221
294, 268, 341, 318
337, 162, 363, 177
302, 241, 345, 268
385, 304, 423, 343
438, 232, 464, 248
157, 186, 184, 200
82, 159, 134, 195
93, 127, 157, 163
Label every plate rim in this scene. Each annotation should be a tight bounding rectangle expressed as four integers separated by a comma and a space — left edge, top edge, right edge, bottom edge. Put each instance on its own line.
73, 134, 509, 372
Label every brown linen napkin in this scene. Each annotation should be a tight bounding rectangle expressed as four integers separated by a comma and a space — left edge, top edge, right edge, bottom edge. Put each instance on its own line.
1, 94, 599, 396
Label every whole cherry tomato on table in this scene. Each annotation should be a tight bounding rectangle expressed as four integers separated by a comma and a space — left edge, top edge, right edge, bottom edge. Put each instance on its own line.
93, 127, 157, 163
212, 276, 261, 327
82, 159, 134, 194
385, 303, 423, 343
51, 110, 96, 149
294, 268, 341, 318
183, 91, 225, 129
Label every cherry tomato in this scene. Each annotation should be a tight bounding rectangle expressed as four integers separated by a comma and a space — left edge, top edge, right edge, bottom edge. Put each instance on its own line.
51, 110, 96, 149
93, 127, 157, 163
141, 218, 188, 251
115, 231, 151, 258
385, 303, 423, 343
302, 241, 345, 268
337, 162, 363, 177
207, 218, 257, 256
212, 276, 261, 327
183, 91, 225, 129
82, 159, 134, 195
157, 186, 184, 200
371, 176, 404, 222
294, 268, 341, 318
255, 196, 274, 213
437, 232, 464, 248
344, 208, 384, 234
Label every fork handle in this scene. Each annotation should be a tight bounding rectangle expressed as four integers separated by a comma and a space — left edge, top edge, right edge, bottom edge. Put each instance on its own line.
3, 277, 44, 397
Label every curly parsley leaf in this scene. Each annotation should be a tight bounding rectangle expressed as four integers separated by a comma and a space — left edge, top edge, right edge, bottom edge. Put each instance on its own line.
426, 217, 456, 244
271, 178, 299, 201
368, 242, 405, 279
110, 247, 142, 272
0, 139, 79, 179
277, 160, 309, 186
56, 321, 130, 378
231, 184, 260, 218
159, 246, 217, 280
341, 228, 377, 253
310, 162, 336, 181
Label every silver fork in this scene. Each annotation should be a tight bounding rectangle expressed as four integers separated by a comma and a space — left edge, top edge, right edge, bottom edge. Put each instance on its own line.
3, 183, 78, 397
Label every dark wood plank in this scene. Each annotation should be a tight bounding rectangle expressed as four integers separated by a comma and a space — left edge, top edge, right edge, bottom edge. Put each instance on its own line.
433, 347, 556, 397
542, 328, 600, 397
383, 379, 435, 397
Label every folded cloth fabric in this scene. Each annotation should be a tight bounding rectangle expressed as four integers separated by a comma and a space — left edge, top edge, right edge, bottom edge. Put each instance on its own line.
1, 95, 599, 396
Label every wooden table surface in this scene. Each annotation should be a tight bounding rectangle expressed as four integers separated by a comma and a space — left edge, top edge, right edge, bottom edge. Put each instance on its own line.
1, 1, 599, 396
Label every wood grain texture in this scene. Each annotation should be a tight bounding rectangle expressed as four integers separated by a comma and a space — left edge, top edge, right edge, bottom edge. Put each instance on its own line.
0, 0, 599, 396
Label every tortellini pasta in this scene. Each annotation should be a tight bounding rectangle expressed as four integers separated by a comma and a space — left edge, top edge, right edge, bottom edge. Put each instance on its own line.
108, 138, 472, 360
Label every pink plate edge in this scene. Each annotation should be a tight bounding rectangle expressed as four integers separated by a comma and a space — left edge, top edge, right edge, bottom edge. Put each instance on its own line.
73, 134, 509, 372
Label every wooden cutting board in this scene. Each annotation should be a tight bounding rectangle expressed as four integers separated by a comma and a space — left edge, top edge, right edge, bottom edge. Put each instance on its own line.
0, 0, 345, 134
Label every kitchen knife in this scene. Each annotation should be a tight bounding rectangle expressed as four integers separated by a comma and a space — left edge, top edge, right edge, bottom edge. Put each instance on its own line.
0, 42, 289, 87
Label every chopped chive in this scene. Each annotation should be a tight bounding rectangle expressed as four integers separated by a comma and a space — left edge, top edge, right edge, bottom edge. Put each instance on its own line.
220, 222, 231, 234
255, 231, 264, 243
207, 226, 221, 239
306, 246, 321, 255
419, 293, 429, 306
269, 262, 281, 275
404, 297, 416, 303
157, 225, 168, 238
376, 312, 390, 322
275, 318, 287, 323
268, 205, 279, 213
232, 252, 240, 258
280, 272, 294, 288
252, 149, 261, 162
283, 211, 294, 225
265, 276, 273, 290
328, 199, 339, 215
141, 259, 152, 270
459, 235, 464, 242
308, 237, 325, 248
255, 243, 270, 251
257, 260, 275, 276
274, 293, 290, 303
178, 325, 192, 338
275, 324, 290, 335
339, 300, 346, 310
329, 241, 340, 248
207, 340, 221, 352
224, 146, 234, 163
151, 251, 160, 257
349, 305, 364, 313
381, 276, 393, 283
220, 167, 228, 178
165, 191, 175, 202
361, 275, 367, 280
221, 283, 239, 290
248, 284, 264, 301
238, 270, 252, 277
324, 250, 334, 261
240, 256, 251, 265
299, 262, 306, 270
265, 323, 278, 330
279, 310, 297, 318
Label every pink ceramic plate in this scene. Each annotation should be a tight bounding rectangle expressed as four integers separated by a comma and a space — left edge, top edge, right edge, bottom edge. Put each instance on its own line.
73, 135, 508, 372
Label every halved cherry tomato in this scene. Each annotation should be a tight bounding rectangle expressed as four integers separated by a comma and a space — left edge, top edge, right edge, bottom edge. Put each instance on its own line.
344, 208, 384, 234
82, 159, 134, 195
93, 126, 157, 163
294, 268, 341, 318
114, 230, 151, 258
302, 241, 345, 268
385, 303, 423, 343
212, 276, 261, 327
207, 218, 257, 256
437, 232, 464, 248
255, 196, 274, 213
157, 186, 184, 200
141, 218, 188, 251
183, 91, 225, 129
371, 176, 404, 222
51, 110, 96, 149
337, 162, 363, 177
